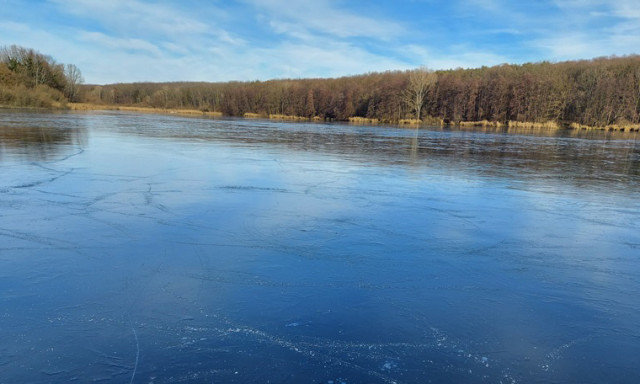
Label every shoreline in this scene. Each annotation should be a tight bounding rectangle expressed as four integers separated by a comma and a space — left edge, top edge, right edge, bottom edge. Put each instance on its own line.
67, 103, 223, 117
3, 103, 640, 134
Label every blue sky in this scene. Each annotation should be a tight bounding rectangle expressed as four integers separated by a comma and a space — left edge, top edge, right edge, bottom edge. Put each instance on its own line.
1, 0, 639, 84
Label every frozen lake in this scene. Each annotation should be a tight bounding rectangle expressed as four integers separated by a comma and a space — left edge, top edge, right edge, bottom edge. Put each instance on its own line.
1, 110, 639, 383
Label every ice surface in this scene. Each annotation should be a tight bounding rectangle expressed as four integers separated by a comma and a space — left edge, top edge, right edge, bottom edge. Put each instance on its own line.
1, 111, 640, 383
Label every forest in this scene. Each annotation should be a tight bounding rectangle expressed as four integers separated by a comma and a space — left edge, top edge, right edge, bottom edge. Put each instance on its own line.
2, 44, 640, 129
0, 45, 83, 108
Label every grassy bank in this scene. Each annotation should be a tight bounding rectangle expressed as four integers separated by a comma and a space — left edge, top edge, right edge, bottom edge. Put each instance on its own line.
569, 122, 640, 132
349, 116, 381, 124
269, 114, 316, 121
7, 101, 640, 135
67, 103, 222, 117
0, 85, 67, 109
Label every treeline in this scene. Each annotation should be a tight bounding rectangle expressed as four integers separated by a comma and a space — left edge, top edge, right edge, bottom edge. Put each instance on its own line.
433, 57, 640, 127
79, 55, 640, 127
2, 44, 639, 128
0, 45, 84, 108
80, 73, 409, 121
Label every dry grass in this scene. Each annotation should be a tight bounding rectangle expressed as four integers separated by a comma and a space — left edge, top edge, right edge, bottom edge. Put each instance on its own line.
268, 114, 310, 121
268, 114, 322, 121
423, 116, 446, 126
68, 103, 222, 117
398, 118, 422, 125
606, 124, 640, 132
0, 84, 67, 109
569, 122, 590, 130
458, 120, 504, 128
349, 116, 380, 124
569, 122, 640, 132
507, 120, 559, 129
243, 112, 264, 118
397, 117, 445, 126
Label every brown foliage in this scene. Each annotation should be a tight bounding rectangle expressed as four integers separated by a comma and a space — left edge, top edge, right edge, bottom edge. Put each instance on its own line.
0, 84, 66, 108
0, 45, 83, 108
77, 55, 640, 127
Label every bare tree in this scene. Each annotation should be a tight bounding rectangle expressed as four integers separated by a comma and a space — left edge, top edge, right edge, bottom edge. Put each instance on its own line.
403, 67, 436, 120
304, 88, 315, 117
64, 63, 84, 101
0, 45, 27, 70
0, 45, 66, 91
636, 67, 640, 123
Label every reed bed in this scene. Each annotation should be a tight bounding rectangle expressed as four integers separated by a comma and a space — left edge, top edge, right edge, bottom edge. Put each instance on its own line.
507, 120, 560, 129
398, 119, 422, 125
569, 122, 640, 132
268, 114, 309, 121
348, 116, 380, 124
458, 120, 504, 128
67, 103, 222, 117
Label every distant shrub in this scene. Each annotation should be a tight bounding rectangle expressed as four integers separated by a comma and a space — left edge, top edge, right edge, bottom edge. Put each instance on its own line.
507, 121, 559, 129
458, 120, 503, 128
268, 114, 308, 121
349, 116, 379, 124
0, 62, 18, 87
0, 84, 66, 108
399, 119, 422, 125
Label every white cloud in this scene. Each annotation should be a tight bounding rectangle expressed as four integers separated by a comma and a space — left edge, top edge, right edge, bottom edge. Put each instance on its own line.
399, 44, 511, 70
0, 21, 79, 64
531, 1, 640, 60
533, 32, 640, 61
245, 0, 404, 40
161, 42, 190, 56
2, 0, 639, 84
612, 1, 640, 19
252, 41, 410, 79
532, 34, 596, 59
48, 0, 212, 37
79, 32, 162, 56
0, 21, 30, 33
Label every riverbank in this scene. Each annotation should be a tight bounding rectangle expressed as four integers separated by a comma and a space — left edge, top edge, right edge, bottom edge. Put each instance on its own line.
67, 103, 223, 117
8, 102, 638, 134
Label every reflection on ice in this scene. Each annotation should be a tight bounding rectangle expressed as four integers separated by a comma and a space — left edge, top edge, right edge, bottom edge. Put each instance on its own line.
1, 111, 639, 383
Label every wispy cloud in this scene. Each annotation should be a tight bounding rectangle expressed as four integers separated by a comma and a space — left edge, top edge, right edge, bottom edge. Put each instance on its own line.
79, 32, 162, 56
245, 0, 405, 40
0, 21, 31, 33
530, 0, 640, 60
253, 41, 410, 79
48, 0, 212, 37
400, 44, 511, 70
532, 34, 597, 59
0, 0, 638, 83
47, 0, 243, 55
